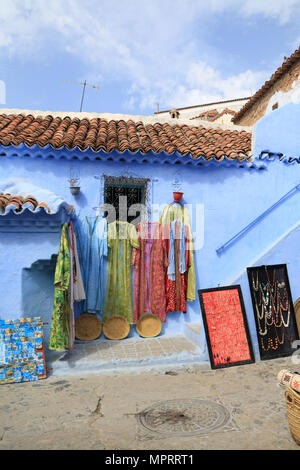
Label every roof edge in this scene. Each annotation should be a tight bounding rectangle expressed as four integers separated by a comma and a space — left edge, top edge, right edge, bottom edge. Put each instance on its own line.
0, 108, 253, 132
233, 46, 300, 123
154, 96, 251, 115
0, 142, 262, 170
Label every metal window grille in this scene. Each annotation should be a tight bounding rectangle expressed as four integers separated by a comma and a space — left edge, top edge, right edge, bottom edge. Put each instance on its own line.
104, 176, 149, 224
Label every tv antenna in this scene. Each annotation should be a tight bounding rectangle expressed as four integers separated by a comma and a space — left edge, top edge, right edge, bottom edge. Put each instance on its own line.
62, 79, 100, 112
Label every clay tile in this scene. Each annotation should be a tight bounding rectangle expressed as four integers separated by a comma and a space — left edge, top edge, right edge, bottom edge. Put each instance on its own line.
37, 202, 49, 211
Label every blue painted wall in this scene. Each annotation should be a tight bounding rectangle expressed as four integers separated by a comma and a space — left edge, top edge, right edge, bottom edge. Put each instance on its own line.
254, 101, 300, 158
0, 122, 300, 359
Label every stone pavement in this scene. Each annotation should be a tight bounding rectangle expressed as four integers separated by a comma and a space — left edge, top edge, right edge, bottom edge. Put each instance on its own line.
1, 355, 300, 450
46, 333, 204, 377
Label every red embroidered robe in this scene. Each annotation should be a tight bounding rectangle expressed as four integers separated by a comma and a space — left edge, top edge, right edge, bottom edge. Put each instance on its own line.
132, 222, 168, 323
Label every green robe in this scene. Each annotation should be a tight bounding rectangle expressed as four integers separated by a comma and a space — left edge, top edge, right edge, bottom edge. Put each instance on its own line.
103, 221, 139, 324
49, 223, 71, 351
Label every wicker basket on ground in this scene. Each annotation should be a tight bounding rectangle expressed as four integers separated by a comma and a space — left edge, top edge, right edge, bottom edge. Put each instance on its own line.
285, 386, 300, 445
75, 313, 101, 341
103, 315, 130, 340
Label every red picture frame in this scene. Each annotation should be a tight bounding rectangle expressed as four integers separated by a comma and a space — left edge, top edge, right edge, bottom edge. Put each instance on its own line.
198, 285, 255, 369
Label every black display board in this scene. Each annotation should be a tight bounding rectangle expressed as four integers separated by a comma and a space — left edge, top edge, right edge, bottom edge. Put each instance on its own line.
198, 285, 255, 369
247, 264, 299, 361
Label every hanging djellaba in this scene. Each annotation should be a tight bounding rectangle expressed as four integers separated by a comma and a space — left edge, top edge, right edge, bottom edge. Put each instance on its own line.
247, 264, 299, 360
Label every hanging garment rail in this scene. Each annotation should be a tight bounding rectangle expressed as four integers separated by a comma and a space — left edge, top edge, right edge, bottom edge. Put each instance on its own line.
216, 183, 300, 256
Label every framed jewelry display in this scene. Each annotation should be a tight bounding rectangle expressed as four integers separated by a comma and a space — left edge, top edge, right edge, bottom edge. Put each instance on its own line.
247, 264, 299, 361
198, 285, 255, 369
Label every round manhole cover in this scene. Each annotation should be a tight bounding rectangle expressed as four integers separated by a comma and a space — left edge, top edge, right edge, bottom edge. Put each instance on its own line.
137, 398, 231, 437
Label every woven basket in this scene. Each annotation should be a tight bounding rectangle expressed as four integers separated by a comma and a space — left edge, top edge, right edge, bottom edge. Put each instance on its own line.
103, 315, 130, 340
293, 298, 300, 337
285, 386, 300, 445
75, 313, 101, 341
136, 313, 162, 338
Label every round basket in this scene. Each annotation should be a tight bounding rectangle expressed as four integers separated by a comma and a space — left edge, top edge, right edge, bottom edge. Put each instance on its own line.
136, 313, 162, 338
285, 386, 300, 445
103, 315, 130, 340
293, 298, 300, 337
75, 313, 102, 341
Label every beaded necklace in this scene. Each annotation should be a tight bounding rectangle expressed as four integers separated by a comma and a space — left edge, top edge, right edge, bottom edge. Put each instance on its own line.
271, 268, 290, 328
266, 280, 282, 327
259, 283, 269, 307
274, 322, 285, 345
252, 271, 267, 336
256, 304, 268, 336
265, 267, 287, 330
256, 267, 289, 350
273, 294, 283, 328
277, 284, 289, 311
281, 306, 290, 328
252, 271, 272, 334
253, 268, 291, 351
260, 336, 279, 351
252, 272, 259, 292
263, 303, 274, 326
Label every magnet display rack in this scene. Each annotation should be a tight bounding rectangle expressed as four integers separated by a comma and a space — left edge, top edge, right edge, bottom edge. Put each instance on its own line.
0, 317, 48, 385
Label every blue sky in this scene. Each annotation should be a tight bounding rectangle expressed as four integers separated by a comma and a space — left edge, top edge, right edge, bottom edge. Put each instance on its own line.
0, 0, 300, 115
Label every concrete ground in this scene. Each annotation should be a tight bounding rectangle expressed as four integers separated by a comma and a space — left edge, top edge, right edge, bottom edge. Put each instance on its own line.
1, 354, 300, 450
45, 331, 204, 377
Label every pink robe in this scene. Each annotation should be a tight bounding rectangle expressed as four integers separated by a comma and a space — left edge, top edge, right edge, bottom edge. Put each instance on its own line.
132, 222, 168, 323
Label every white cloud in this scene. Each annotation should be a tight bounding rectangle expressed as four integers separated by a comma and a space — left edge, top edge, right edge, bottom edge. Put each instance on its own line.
239, 0, 300, 24
0, 0, 298, 112
128, 63, 268, 111
208, 0, 300, 23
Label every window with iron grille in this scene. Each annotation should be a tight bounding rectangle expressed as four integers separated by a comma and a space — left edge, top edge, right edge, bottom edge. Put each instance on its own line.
103, 175, 149, 224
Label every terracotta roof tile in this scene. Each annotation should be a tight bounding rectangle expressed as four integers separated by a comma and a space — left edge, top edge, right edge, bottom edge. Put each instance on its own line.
233, 46, 300, 123
191, 108, 237, 122
0, 193, 51, 214
0, 113, 252, 162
